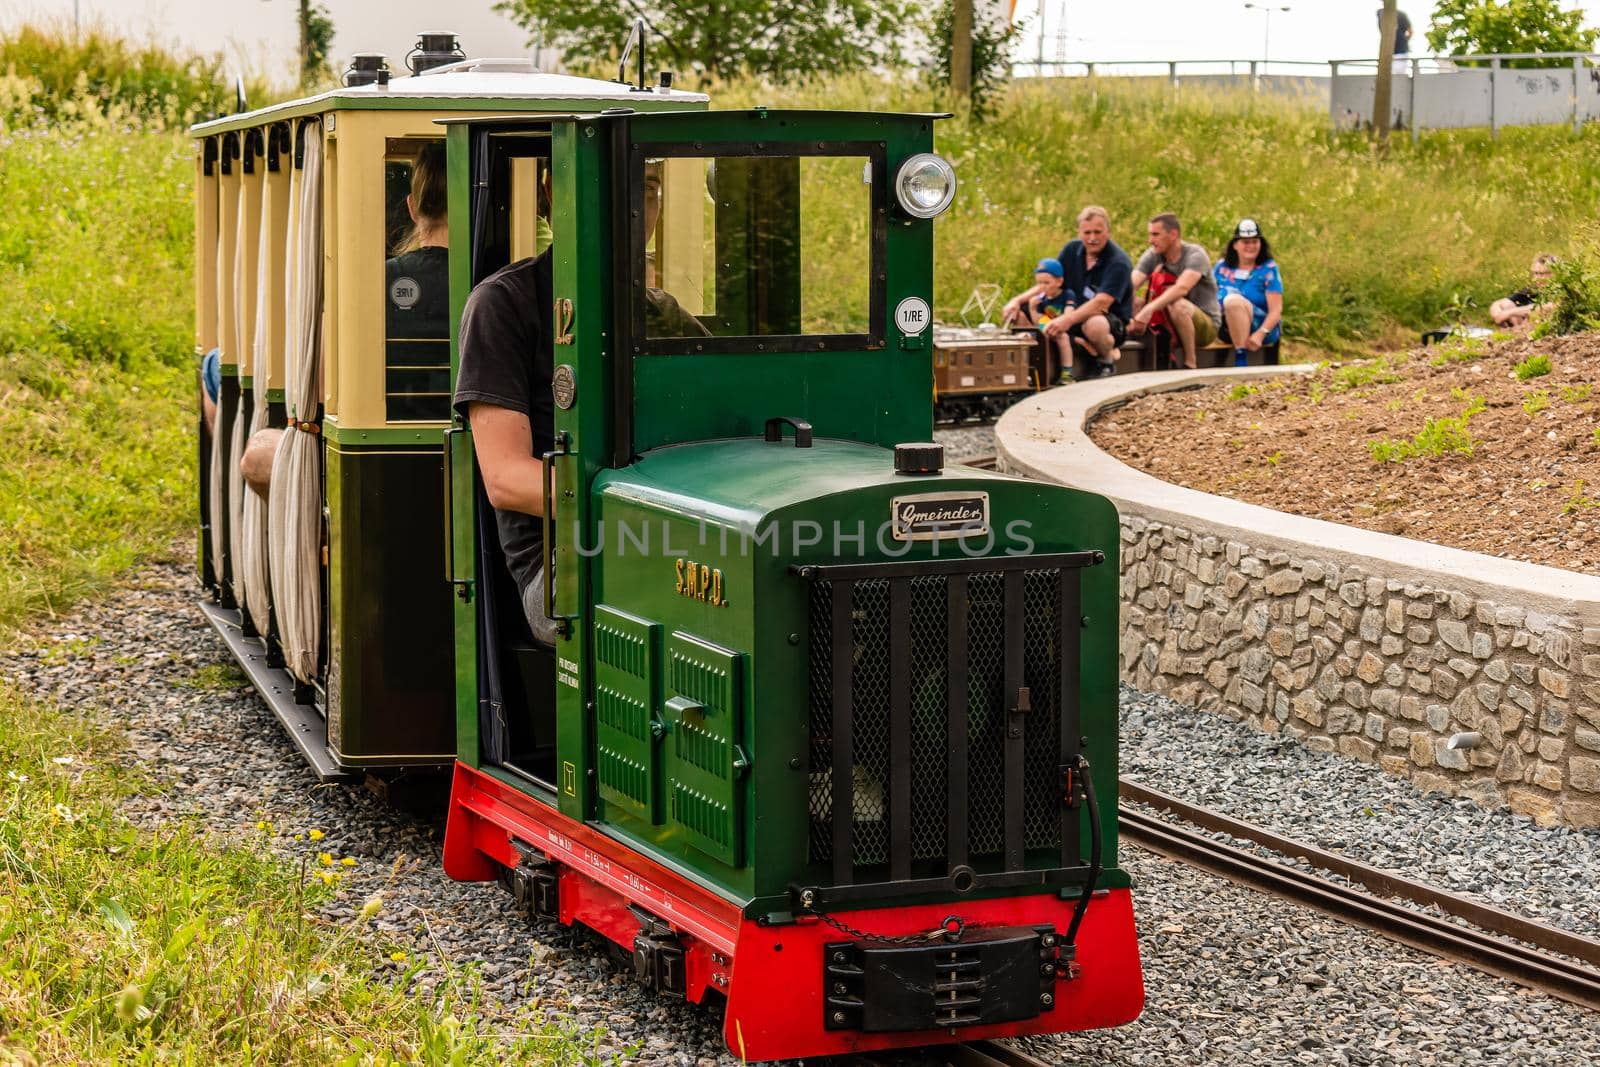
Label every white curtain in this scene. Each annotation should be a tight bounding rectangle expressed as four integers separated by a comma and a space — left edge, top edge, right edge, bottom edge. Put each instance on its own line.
226, 179, 252, 605
241, 169, 274, 635
268, 122, 324, 684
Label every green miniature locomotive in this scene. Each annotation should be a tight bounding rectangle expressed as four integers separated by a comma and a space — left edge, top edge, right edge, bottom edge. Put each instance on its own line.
194, 38, 1142, 1062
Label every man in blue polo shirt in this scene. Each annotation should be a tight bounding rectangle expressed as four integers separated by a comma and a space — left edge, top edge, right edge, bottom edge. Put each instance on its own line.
1001, 205, 1133, 381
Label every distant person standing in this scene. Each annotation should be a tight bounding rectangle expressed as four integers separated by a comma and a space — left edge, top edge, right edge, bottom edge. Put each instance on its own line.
1381, 8, 1413, 74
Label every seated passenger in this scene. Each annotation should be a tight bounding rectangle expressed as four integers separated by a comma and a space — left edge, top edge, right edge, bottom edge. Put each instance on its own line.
1490, 253, 1557, 331
386, 141, 450, 346
200, 347, 221, 432
454, 177, 557, 646
1128, 213, 1220, 371
1213, 218, 1284, 367
1003, 205, 1133, 380
1001, 257, 1072, 375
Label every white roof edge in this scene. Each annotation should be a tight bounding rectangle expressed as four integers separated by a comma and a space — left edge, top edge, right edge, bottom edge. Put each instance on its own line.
191, 70, 708, 134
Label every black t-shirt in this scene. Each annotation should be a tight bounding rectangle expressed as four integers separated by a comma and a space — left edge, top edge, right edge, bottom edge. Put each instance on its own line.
1507, 288, 1537, 307
1378, 9, 1412, 54
453, 252, 554, 596
1058, 238, 1134, 323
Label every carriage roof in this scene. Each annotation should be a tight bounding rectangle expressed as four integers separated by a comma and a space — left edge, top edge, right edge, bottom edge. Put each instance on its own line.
189, 62, 710, 137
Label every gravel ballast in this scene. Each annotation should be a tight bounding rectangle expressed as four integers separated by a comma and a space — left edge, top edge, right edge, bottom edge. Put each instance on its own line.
3, 556, 1598, 1066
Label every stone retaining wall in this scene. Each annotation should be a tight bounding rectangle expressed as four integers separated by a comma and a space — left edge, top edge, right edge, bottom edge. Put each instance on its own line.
1119, 515, 1600, 828
996, 367, 1600, 830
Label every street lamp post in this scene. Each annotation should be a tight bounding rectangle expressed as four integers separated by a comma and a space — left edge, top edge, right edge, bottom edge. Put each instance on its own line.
1243, 3, 1292, 74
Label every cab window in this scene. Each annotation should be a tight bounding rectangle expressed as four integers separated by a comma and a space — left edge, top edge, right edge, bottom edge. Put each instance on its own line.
633, 145, 884, 352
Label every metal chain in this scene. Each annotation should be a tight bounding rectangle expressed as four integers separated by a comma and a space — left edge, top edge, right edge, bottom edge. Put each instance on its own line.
805, 908, 967, 945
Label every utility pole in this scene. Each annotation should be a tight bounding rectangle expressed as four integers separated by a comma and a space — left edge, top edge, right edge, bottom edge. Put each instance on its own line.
1374, 0, 1398, 149
951, 0, 974, 102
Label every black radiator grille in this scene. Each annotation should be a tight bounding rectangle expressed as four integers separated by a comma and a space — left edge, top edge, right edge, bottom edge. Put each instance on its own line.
803, 552, 1095, 892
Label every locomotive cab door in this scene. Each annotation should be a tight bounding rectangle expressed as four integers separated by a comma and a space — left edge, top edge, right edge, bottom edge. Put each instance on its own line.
445, 120, 562, 791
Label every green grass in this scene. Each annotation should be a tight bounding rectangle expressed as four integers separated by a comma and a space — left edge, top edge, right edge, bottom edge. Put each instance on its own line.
1523, 389, 1551, 415
0, 688, 610, 1063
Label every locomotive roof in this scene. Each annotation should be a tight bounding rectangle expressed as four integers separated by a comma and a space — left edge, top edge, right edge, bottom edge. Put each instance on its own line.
190, 65, 709, 137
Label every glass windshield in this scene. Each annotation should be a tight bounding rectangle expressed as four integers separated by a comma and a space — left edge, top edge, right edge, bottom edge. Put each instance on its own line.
641, 152, 876, 342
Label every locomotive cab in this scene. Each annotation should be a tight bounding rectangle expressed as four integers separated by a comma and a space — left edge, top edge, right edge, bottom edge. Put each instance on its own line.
442, 108, 1145, 1062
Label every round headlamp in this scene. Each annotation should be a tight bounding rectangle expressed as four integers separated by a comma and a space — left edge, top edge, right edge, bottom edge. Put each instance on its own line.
894, 153, 957, 220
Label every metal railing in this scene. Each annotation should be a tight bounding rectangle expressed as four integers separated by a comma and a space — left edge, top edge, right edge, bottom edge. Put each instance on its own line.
1329, 51, 1600, 138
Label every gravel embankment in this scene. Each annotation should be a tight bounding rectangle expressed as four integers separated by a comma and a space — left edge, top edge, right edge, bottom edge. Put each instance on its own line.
934, 424, 995, 463
4, 557, 1598, 1066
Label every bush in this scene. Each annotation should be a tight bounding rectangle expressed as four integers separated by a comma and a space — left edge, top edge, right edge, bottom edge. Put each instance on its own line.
1532, 224, 1600, 339
0, 23, 231, 129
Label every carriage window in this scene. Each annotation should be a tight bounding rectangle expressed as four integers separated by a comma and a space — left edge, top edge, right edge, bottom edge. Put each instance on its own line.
383, 137, 451, 422
642, 152, 875, 343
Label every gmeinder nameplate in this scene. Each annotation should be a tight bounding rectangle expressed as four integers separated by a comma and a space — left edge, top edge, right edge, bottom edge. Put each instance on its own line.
890, 491, 990, 542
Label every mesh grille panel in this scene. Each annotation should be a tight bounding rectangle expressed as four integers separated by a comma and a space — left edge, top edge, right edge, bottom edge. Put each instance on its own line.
1023, 569, 1063, 850
807, 563, 1076, 877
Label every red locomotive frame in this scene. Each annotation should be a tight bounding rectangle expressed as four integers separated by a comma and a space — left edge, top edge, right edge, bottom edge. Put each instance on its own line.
444, 762, 1145, 1062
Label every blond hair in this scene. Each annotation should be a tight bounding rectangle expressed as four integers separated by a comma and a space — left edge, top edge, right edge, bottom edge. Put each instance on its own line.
1077, 205, 1110, 226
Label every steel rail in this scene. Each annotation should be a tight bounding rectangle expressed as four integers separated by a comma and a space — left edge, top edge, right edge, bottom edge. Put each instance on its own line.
1118, 799, 1600, 1012
1121, 779, 1600, 969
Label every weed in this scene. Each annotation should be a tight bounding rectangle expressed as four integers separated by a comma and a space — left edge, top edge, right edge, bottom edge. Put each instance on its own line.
1450, 385, 1471, 401
1332, 357, 1403, 392
1565, 480, 1598, 514
1308, 381, 1326, 405
1560, 383, 1593, 403
174, 663, 248, 692
1266, 451, 1283, 467
1515, 354, 1553, 380
1428, 334, 1487, 366
1229, 383, 1262, 401
1523, 390, 1551, 415
1594, 427, 1600, 447
1368, 394, 1484, 463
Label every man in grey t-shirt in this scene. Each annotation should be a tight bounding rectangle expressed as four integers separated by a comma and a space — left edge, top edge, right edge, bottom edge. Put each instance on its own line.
1128, 213, 1221, 369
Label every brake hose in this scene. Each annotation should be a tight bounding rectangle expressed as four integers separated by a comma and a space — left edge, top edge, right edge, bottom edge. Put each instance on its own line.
1063, 753, 1102, 954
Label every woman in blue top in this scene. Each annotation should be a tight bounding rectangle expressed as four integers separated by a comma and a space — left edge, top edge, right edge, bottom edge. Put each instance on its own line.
1213, 218, 1283, 367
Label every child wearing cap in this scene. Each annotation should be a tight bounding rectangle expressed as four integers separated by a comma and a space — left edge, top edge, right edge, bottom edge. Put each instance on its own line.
1003, 257, 1075, 378
1213, 218, 1283, 367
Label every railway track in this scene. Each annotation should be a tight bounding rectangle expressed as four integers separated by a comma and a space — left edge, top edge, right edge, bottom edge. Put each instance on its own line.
1119, 781, 1600, 1012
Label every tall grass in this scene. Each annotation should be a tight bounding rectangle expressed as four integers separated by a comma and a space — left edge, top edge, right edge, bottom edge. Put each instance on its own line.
0, 22, 232, 130
0, 111, 195, 636
715, 75, 1600, 350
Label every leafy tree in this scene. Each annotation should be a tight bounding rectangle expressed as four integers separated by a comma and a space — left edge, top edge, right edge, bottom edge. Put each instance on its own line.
1426, 0, 1598, 68
931, 0, 1022, 118
301, 2, 335, 87
494, 0, 917, 83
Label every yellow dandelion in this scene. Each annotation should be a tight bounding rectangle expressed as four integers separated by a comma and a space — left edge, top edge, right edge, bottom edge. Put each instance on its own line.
390, 950, 407, 963
317, 870, 336, 886
255, 820, 270, 832
309, 829, 325, 841
318, 852, 333, 867
340, 857, 356, 867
